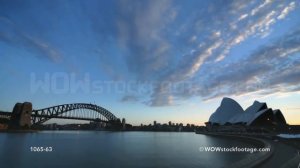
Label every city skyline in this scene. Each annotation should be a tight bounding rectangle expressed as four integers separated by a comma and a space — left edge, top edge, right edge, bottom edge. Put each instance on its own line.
1, 0, 300, 126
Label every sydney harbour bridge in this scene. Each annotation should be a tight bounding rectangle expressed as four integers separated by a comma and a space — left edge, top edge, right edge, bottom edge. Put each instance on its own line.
0, 102, 122, 129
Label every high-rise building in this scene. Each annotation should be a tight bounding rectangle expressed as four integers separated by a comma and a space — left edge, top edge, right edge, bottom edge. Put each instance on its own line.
122, 118, 126, 130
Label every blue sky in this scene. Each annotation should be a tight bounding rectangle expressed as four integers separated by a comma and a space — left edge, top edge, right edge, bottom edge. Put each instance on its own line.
1, 0, 300, 125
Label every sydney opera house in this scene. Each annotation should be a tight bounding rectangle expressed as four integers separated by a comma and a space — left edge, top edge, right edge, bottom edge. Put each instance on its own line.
207, 97, 287, 127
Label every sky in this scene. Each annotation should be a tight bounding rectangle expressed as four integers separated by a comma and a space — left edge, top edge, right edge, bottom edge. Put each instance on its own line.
0, 0, 300, 126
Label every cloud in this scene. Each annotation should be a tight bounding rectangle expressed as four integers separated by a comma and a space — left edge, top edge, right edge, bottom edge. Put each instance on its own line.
147, 0, 298, 106
116, 0, 176, 80
76, 0, 298, 106
147, 26, 300, 105
214, 1, 293, 61
238, 13, 248, 21
121, 95, 139, 102
197, 28, 300, 100
278, 1, 296, 20
148, 93, 174, 106
1, 1, 299, 107
250, 0, 272, 16
0, 16, 63, 63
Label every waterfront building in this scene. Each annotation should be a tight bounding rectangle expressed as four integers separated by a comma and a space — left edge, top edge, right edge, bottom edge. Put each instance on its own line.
207, 97, 287, 127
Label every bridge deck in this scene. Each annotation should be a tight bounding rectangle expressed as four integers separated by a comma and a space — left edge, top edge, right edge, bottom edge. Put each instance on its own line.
0, 111, 11, 117
32, 115, 109, 123
0, 112, 109, 123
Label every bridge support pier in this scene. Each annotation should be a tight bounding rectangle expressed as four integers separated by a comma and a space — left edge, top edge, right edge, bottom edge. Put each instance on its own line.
9, 102, 32, 129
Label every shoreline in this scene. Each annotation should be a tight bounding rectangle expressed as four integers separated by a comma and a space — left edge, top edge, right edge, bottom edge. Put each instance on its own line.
0, 129, 39, 133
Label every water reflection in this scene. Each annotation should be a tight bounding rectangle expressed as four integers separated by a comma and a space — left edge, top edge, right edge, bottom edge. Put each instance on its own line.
0, 133, 28, 168
0, 131, 254, 168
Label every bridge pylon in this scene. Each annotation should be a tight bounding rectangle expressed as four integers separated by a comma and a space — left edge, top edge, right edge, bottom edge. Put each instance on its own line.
9, 102, 32, 129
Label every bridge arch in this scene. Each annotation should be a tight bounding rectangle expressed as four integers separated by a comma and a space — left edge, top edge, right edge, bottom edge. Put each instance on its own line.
31, 103, 119, 125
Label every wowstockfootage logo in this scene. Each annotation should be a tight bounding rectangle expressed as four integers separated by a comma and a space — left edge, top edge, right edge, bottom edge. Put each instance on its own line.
199, 146, 271, 154
29, 72, 152, 94
29, 72, 269, 95
29, 72, 201, 95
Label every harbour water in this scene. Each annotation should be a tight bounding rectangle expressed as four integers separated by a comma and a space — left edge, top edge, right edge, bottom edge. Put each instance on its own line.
0, 131, 255, 168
